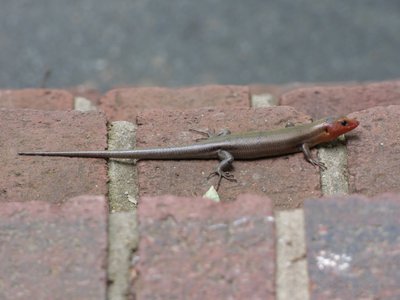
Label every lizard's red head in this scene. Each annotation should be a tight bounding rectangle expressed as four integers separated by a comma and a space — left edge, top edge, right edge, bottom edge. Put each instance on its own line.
322, 116, 359, 141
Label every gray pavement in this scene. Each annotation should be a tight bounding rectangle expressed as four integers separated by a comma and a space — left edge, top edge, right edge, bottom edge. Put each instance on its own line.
1, 0, 399, 91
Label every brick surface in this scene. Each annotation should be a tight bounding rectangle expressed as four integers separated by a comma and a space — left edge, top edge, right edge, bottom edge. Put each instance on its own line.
304, 194, 400, 299
1, 109, 108, 203
0, 89, 74, 110
69, 86, 102, 106
347, 106, 400, 195
249, 82, 312, 100
249, 84, 293, 107
135, 194, 275, 299
0, 195, 108, 300
100, 85, 250, 121
136, 106, 322, 208
280, 80, 400, 119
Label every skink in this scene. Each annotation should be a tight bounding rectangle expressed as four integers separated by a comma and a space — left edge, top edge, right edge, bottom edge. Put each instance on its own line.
19, 116, 359, 189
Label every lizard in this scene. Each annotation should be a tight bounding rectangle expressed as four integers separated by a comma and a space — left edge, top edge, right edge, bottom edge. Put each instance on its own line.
19, 116, 359, 190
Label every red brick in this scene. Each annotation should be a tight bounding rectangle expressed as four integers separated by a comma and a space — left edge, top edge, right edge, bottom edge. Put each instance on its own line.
250, 82, 314, 99
347, 106, 400, 195
0, 89, 74, 110
1, 109, 108, 203
135, 194, 275, 299
304, 193, 400, 299
69, 85, 102, 106
136, 106, 321, 208
280, 80, 400, 119
100, 85, 250, 121
0, 195, 108, 300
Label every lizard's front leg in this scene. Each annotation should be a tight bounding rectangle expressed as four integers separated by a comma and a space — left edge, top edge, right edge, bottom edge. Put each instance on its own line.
301, 143, 327, 170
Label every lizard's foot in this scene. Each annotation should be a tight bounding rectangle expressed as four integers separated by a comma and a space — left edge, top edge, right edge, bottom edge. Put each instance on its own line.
309, 159, 327, 171
207, 170, 237, 191
189, 128, 231, 141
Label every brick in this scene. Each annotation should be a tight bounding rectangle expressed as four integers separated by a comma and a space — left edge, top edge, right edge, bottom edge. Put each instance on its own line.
136, 106, 321, 208
304, 193, 400, 299
0, 89, 74, 110
134, 194, 275, 299
69, 85, 102, 106
250, 82, 313, 100
250, 83, 320, 108
100, 85, 250, 121
347, 106, 400, 195
0, 195, 108, 300
249, 84, 286, 107
280, 80, 400, 119
1, 109, 108, 203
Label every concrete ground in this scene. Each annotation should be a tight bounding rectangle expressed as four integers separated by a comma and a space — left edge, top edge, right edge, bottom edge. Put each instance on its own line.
1, 1, 400, 90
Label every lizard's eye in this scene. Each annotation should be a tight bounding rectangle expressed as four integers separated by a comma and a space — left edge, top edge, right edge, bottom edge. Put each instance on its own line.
340, 120, 348, 126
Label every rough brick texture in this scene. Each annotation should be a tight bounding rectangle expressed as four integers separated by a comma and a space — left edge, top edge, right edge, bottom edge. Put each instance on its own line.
0, 195, 108, 300
69, 86, 102, 105
100, 85, 250, 121
347, 106, 400, 195
136, 106, 322, 208
280, 80, 400, 118
1, 109, 108, 203
304, 194, 400, 299
250, 82, 313, 100
135, 194, 276, 299
0, 89, 74, 110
